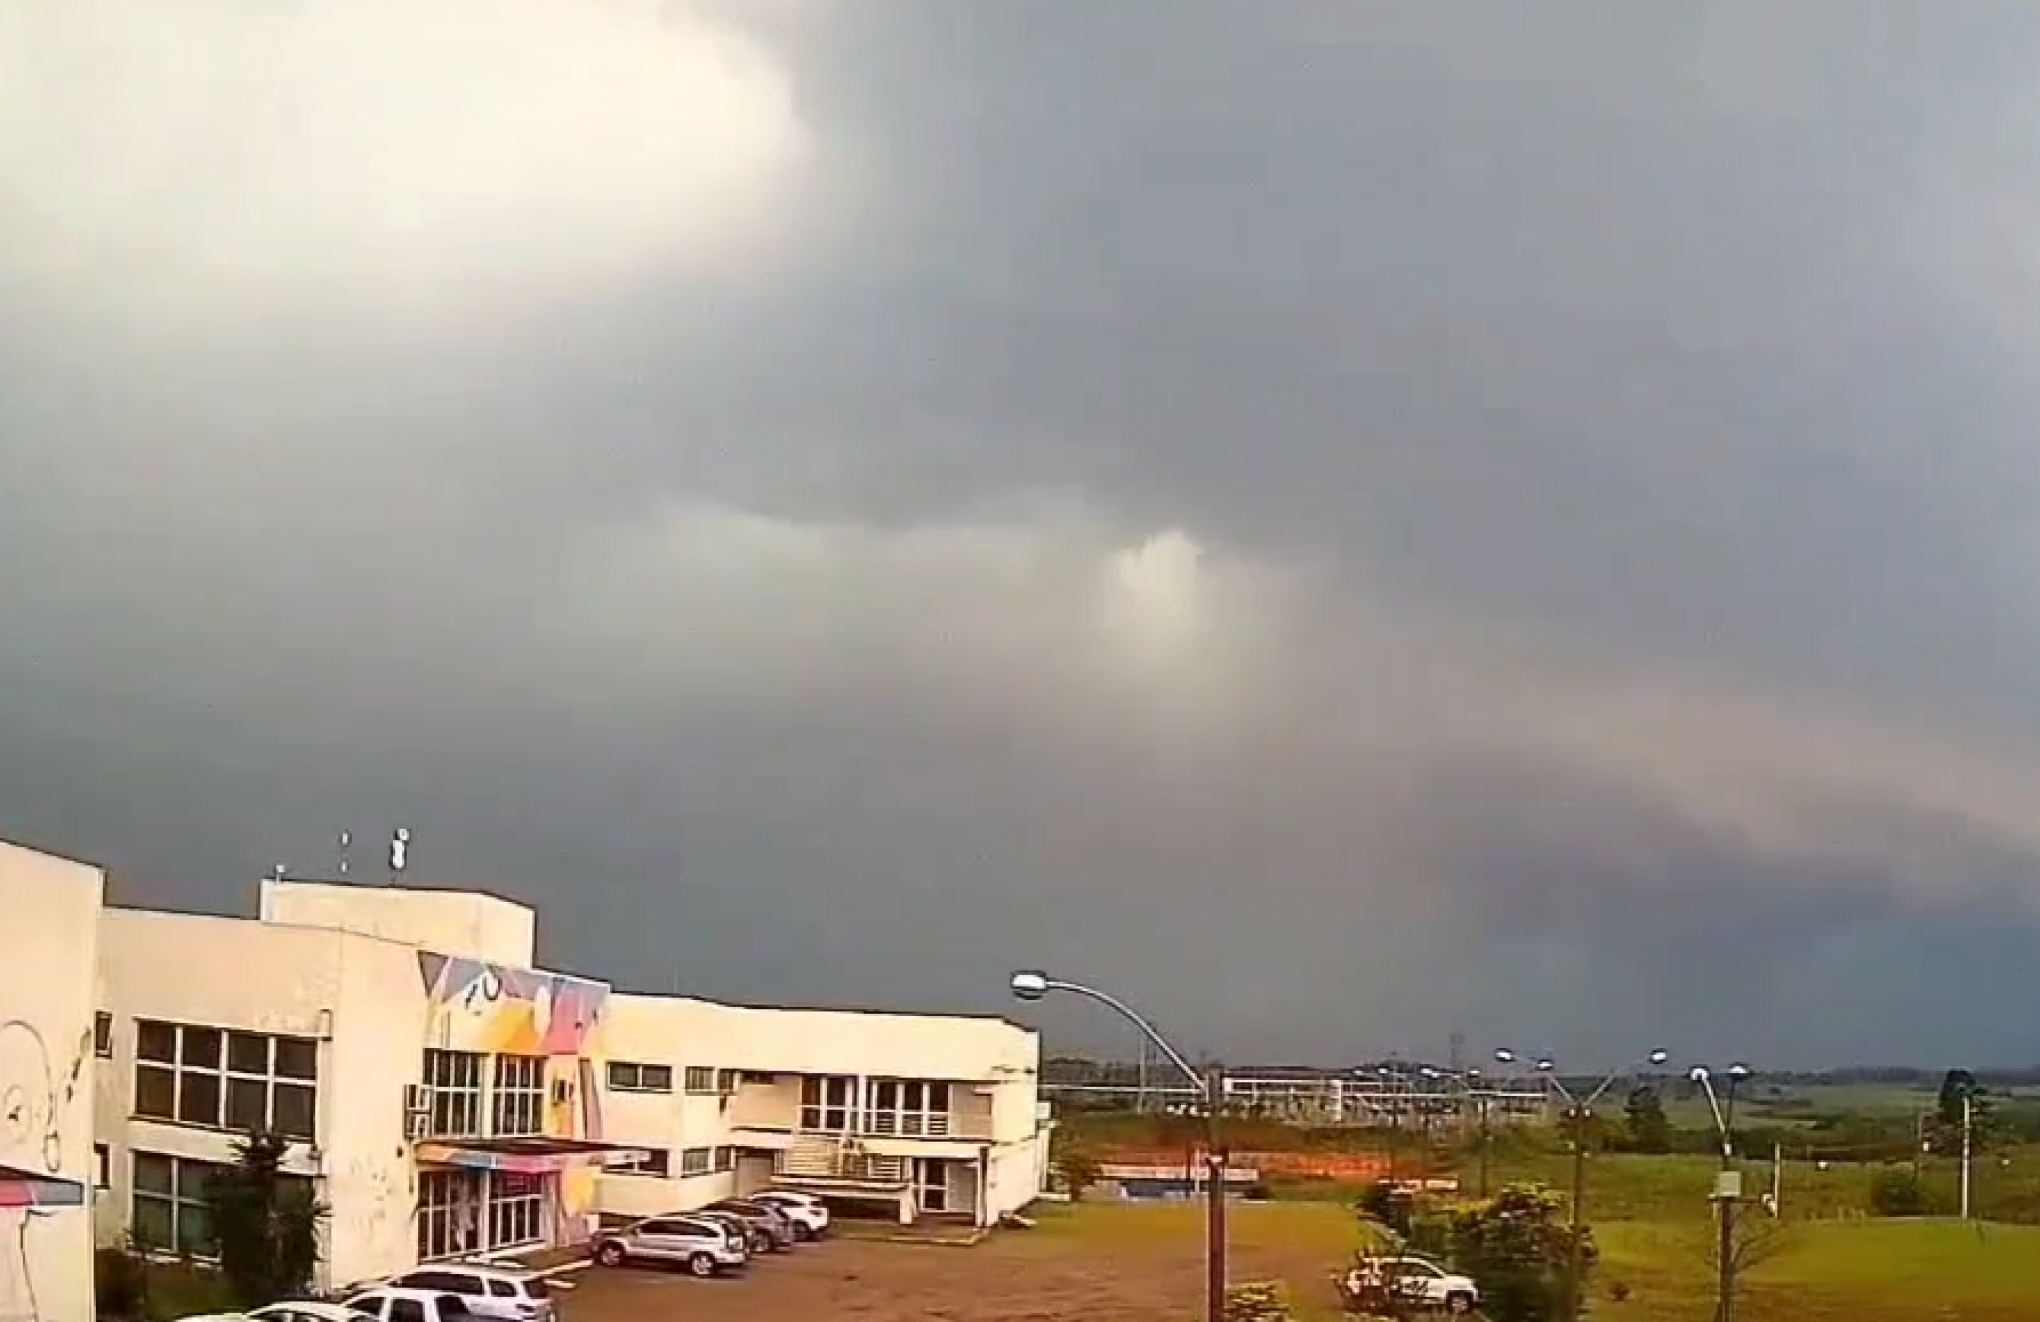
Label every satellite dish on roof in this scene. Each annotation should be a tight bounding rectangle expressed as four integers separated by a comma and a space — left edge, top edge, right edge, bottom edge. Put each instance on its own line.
389, 827, 411, 878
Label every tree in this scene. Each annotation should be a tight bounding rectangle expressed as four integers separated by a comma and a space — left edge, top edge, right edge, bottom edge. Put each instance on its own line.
1446, 1184, 1594, 1322
1047, 1129, 1103, 1201
1624, 1085, 1673, 1155
1868, 1169, 1934, 1217
1936, 1070, 1978, 1129
1698, 1207, 1795, 1318
203, 1132, 328, 1307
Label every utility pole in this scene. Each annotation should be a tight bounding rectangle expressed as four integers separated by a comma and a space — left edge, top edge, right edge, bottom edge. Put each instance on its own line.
1960, 1092, 1973, 1220
1205, 1064, 1228, 1322
1568, 1107, 1588, 1321
1912, 1110, 1925, 1182
1770, 1142, 1782, 1217
1476, 1092, 1492, 1198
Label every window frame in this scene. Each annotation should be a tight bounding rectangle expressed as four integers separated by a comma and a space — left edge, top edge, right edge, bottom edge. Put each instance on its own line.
421, 1050, 485, 1139
132, 1019, 318, 1140
490, 1055, 545, 1138
682, 1066, 719, 1095
678, 1147, 713, 1177
798, 1075, 855, 1132
605, 1061, 673, 1094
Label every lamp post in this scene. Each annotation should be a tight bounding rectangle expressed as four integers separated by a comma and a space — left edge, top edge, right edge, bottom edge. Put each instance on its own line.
1010, 971, 1226, 1322
1689, 1062, 1753, 1322
1496, 1047, 1670, 1319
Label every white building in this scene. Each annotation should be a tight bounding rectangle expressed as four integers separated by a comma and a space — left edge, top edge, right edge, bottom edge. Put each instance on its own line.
0, 855, 1052, 1298
0, 840, 103, 1322
595, 994, 1050, 1228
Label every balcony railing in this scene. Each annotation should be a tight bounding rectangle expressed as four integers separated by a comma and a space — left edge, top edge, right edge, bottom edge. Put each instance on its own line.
864, 1111, 950, 1138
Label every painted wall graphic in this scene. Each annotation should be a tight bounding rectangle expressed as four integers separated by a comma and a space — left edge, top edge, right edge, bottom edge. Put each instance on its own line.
0, 1019, 90, 1322
417, 954, 608, 1059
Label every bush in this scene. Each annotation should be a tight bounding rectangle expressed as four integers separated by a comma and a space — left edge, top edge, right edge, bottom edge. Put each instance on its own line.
94, 1245, 149, 1320
1867, 1169, 1932, 1217
1223, 1281, 1292, 1322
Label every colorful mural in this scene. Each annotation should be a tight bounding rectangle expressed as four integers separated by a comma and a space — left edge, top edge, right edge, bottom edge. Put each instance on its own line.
416, 953, 608, 1058
415, 953, 615, 1244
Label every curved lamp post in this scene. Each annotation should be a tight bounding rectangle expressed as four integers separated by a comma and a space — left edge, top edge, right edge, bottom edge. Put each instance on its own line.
1011, 971, 1226, 1322
1496, 1047, 1670, 1318
1689, 1062, 1753, 1322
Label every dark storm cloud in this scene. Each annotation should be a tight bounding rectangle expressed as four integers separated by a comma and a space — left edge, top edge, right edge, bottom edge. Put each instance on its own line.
6, 0, 2040, 1067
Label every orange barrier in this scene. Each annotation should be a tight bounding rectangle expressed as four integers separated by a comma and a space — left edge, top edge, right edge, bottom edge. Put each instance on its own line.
1100, 1148, 1393, 1182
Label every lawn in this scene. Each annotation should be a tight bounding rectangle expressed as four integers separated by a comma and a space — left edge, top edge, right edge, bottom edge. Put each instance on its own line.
1039, 1201, 2040, 1322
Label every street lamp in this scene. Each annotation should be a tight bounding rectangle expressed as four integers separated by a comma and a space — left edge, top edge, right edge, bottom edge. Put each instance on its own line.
1495, 1047, 1670, 1319
1689, 1062, 1754, 1322
1010, 971, 1227, 1322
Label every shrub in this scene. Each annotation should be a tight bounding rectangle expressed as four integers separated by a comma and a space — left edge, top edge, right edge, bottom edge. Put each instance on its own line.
94, 1245, 149, 1320
1867, 1169, 1932, 1218
1223, 1280, 1293, 1322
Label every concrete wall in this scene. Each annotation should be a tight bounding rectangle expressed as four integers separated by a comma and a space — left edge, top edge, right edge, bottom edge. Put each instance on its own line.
261, 879, 536, 968
0, 840, 104, 1322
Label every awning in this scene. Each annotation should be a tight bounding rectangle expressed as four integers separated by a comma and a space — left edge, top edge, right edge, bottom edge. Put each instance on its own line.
414, 1138, 651, 1174
0, 1164, 87, 1209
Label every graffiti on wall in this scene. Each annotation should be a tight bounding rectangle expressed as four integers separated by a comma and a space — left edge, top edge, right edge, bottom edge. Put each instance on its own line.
417, 953, 608, 1059
0, 1019, 90, 1322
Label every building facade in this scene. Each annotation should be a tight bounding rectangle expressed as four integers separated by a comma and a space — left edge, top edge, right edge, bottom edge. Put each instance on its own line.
0, 849, 1052, 1301
596, 995, 1049, 1228
0, 841, 103, 1322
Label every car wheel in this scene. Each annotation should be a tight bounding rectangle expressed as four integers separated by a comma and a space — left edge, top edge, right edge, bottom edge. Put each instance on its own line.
790, 1221, 813, 1243
688, 1252, 717, 1278
750, 1232, 772, 1254
596, 1241, 626, 1267
1446, 1292, 1474, 1315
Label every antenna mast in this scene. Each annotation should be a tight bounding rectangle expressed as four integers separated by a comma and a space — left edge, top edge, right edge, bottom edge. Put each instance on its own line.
388, 827, 411, 884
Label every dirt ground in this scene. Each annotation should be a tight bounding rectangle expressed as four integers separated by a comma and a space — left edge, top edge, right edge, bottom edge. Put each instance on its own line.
556, 1211, 1350, 1322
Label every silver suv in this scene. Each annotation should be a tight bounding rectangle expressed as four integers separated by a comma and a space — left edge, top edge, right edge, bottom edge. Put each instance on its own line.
592, 1215, 749, 1278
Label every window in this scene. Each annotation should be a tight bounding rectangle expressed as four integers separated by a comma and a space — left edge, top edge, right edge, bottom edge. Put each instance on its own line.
389, 1301, 427, 1322
93, 1144, 109, 1190
132, 1151, 224, 1257
799, 1075, 854, 1132
678, 1147, 713, 1177
417, 1168, 479, 1260
133, 1021, 318, 1139
93, 1012, 112, 1058
488, 1171, 544, 1249
682, 1067, 719, 1095
737, 1071, 775, 1086
712, 1146, 733, 1173
867, 1080, 953, 1137
605, 1061, 673, 1093
421, 1050, 484, 1138
613, 1149, 669, 1177
491, 1055, 545, 1137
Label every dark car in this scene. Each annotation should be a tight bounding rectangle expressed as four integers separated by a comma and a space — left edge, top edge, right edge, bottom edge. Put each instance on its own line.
705, 1198, 797, 1251
693, 1208, 777, 1256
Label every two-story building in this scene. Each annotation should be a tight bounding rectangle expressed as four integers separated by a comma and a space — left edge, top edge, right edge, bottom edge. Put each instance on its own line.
0, 854, 1050, 1296
94, 878, 647, 1289
596, 995, 1050, 1228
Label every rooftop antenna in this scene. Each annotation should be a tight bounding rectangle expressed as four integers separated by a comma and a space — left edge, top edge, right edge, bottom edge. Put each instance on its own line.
337, 830, 353, 878
271, 864, 287, 884
388, 827, 411, 883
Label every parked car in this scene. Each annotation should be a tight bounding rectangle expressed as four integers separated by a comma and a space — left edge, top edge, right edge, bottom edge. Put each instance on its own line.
705, 1198, 797, 1250
388, 1265, 556, 1322
752, 1189, 831, 1241
677, 1207, 767, 1256
342, 1288, 479, 1322
247, 1303, 382, 1322
591, 1214, 751, 1277
1340, 1256, 1479, 1315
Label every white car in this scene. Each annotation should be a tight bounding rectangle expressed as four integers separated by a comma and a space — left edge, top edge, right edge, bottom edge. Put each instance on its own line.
752, 1190, 831, 1240
343, 1288, 479, 1322
388, 1265, 556, 1322
592, 1214, 751, 1277
1345, 1256, 1479, 1315
247, 1304, 381, 1322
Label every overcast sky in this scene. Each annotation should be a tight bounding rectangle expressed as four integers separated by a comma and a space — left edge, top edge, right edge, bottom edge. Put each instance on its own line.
7, 0, 2040, 1069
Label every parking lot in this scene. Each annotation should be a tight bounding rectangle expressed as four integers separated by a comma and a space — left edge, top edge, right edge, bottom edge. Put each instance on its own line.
553, 1206, 1353, 1321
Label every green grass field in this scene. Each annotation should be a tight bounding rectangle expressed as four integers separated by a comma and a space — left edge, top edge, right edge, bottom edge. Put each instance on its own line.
1041, 1199, 2040, 1322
